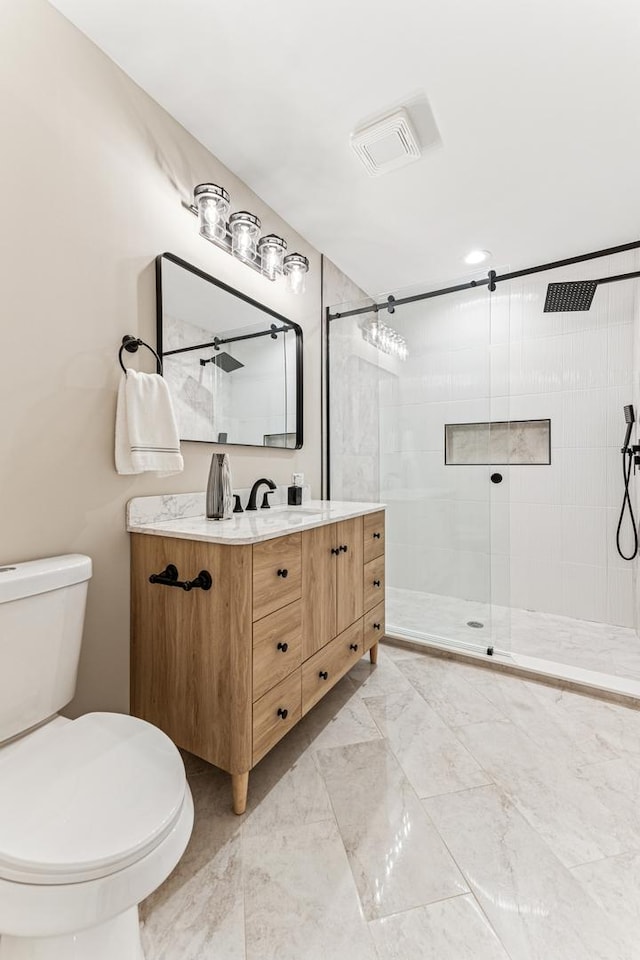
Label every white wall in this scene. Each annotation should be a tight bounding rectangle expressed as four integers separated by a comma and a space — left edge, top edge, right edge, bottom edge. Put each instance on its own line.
0, 0, 325, 716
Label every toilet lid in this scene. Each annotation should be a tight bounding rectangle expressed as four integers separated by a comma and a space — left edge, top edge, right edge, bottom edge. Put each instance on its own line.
0, 712, 187, 884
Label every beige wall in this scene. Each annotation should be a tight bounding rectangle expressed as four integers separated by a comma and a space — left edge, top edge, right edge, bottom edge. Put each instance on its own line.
0, 0, 323, 715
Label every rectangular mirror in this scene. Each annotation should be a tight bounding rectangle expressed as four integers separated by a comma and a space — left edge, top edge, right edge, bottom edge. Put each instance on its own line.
156, 252, 303, 448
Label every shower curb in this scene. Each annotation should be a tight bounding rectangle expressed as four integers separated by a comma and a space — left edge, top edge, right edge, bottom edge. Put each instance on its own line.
381, 635, 640, 710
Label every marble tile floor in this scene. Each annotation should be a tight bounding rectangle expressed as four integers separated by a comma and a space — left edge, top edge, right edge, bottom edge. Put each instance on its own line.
388, 586, 640, 682
141, 646, 640, 959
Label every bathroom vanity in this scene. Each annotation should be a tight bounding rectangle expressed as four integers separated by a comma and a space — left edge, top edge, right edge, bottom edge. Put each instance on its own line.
127, 499, 385, 813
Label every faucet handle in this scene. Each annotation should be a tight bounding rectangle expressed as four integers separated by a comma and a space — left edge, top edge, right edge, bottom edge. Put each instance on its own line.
261, 490, 275, 509
233, 494, 243, 513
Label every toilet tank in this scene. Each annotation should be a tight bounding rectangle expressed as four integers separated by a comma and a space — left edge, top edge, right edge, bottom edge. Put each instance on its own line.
0, 555, 92, 744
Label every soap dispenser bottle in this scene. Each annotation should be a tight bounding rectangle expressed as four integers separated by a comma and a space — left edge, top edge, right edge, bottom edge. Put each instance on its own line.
288, 473, 303, 506
206, 453, 233, 520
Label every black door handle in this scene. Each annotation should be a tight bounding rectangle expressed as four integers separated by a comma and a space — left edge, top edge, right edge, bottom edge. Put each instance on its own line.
277, 707, 288, 720
277, 568, 289, 578
319, 670, 328, 680
277, 642, 288, 652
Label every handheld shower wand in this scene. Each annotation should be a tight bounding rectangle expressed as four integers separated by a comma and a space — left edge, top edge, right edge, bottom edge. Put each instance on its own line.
617, 404, 638, 560
622, 404, 635, 454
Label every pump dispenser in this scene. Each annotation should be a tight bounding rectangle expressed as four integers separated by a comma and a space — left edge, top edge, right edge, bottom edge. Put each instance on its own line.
288, 472, 303, 506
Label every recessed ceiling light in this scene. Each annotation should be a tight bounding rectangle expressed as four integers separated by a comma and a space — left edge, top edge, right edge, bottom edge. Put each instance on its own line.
464, 249, 491, 265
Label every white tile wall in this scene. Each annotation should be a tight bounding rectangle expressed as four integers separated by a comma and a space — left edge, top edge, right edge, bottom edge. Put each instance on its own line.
561, 506, 607, 566
608, 566, 635, 628
561, 563, 608, 622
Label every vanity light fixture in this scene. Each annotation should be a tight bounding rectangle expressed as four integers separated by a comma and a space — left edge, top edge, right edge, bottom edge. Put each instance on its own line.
194, 183, 230, 242
360, 315, 408, 360
190, 183, 310, 292
258, 234, 287, 280
283, 254, 309, 295
229, 211, 261, 262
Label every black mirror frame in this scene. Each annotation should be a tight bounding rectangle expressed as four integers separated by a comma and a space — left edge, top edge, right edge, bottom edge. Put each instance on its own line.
156, 252, 303, 450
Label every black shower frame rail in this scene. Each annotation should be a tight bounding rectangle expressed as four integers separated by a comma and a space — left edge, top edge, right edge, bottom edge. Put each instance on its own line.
323, 237, 640, 498
327, 238, 640, 321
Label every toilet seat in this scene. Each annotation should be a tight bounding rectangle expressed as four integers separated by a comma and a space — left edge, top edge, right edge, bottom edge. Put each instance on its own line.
0, 712, 187, 885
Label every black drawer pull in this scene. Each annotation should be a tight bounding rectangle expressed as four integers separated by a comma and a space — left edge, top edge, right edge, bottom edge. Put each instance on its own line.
149, 564, 212, 592
277, 642, 289, 653
373, 532, 381, 539
277, 707, 289, 720
319, 670, 328, 680
349, 643, 359, 651
373, 579, 381, 587
340, 544, 348, 553
277, 568, 289, 578
331, 547, 340, 556
373, 623, 381, 630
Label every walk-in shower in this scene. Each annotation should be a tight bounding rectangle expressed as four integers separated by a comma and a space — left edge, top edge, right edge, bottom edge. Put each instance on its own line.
325, 240, 640, 695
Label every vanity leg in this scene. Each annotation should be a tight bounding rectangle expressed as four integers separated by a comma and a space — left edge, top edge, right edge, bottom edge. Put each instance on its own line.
370, 643, 379, 665
232, 772, 249, 815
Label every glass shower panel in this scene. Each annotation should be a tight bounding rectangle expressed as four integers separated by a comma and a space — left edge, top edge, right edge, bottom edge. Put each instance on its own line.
328, 284, 511, 659
498, 252, 640, 681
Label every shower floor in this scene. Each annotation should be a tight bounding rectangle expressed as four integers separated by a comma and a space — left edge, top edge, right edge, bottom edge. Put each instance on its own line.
387, 586, 640, 688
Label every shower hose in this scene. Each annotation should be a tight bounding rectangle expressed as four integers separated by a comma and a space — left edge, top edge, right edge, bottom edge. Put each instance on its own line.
616, 449, 639, 560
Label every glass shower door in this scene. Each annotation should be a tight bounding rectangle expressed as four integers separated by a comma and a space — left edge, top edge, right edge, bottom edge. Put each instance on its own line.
328, 282, 511, 660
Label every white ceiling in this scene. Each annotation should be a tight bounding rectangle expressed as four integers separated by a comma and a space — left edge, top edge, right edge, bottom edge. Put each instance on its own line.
49, 0, 640, 296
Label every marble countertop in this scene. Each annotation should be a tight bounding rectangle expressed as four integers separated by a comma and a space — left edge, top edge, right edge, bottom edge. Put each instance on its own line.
127, 499, 385, 546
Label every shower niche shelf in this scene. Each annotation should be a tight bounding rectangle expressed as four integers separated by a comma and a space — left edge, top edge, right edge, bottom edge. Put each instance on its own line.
445, 418, 551, 466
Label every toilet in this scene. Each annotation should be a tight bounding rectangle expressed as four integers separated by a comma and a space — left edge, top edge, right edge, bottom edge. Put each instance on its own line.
0, 555, 193, 960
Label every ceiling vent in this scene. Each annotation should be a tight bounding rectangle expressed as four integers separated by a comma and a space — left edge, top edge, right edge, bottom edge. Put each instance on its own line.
350, 108, 421, 177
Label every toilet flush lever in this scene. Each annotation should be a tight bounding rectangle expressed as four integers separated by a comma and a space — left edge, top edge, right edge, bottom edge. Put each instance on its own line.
149, 564, 213, 591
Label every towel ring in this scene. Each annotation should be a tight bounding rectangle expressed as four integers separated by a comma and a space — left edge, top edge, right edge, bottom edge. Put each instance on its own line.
118, 335, 163, 375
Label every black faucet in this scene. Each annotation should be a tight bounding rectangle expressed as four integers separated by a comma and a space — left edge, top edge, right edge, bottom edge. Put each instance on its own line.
246, 478, 277, 511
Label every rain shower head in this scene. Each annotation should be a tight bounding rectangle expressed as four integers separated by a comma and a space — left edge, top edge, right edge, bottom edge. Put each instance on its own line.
200, 351, 244, 373
543, 280, 598, 312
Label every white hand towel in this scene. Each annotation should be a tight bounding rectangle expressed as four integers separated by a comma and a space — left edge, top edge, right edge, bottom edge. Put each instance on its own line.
115, 369, 184, 476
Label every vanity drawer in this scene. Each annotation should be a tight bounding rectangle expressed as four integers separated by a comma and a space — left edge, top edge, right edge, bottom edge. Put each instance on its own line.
302, 619, 364, 715
364, 555, 385, 613
252, 600, 303, 702
363, 511, 385, 564
364, 601, 385, 652
252, 669, 302, 766
252, 533, 302, 621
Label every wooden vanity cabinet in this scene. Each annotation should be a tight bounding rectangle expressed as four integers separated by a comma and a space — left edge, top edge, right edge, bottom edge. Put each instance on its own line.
130, 508, 385, 815
301, 516, 364, 659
